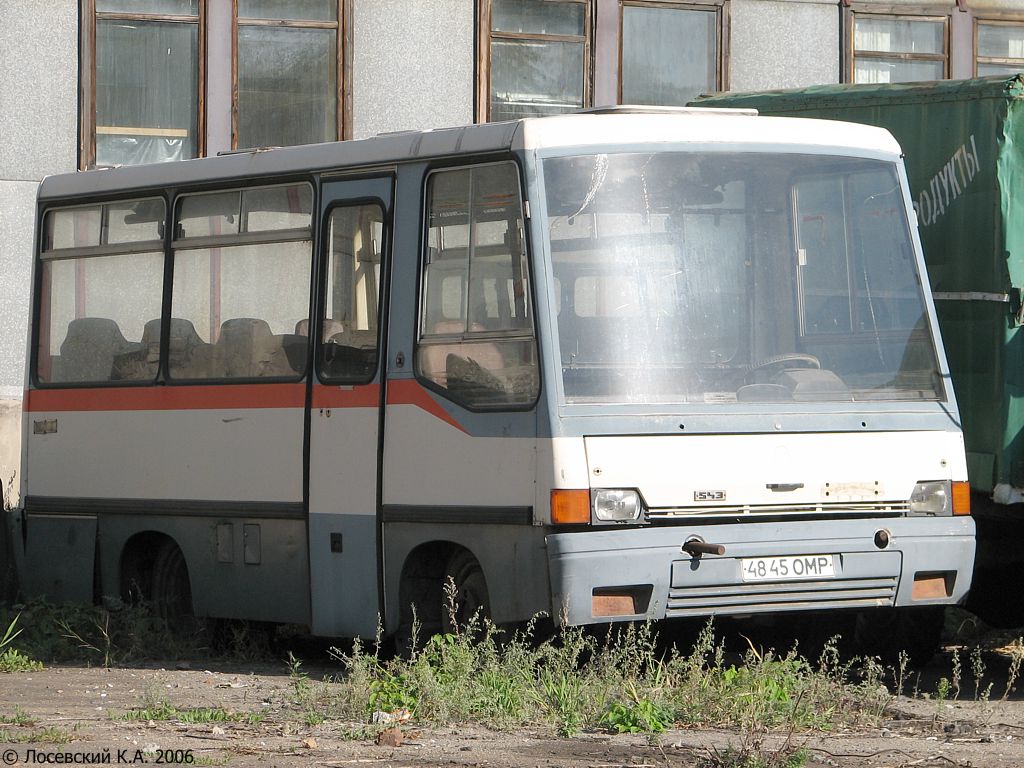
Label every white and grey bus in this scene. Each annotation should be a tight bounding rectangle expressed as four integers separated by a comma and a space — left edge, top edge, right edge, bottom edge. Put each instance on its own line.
10, 108, 975, 651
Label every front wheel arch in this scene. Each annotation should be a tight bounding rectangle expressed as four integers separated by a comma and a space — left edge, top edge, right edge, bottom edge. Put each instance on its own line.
441, 548, 491, 634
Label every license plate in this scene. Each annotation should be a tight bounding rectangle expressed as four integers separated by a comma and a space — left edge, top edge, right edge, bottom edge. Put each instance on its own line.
740, 554, 836, 582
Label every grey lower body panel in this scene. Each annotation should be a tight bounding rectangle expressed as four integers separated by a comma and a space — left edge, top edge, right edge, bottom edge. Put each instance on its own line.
308, 512, 378, 638
546, 517, 975, 626
382, 520, 550, 634
98, 513, 310, 624
21, 513, 97, 602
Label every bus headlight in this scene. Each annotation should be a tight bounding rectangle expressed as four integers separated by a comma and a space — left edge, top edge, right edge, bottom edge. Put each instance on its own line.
592, 489, 644, 523
908, 480, 951, 516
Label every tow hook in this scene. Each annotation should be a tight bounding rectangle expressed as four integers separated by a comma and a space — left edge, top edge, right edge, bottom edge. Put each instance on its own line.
682, 537, 726, 557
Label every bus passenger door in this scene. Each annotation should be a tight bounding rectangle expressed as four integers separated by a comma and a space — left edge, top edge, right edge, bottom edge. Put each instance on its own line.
380, 161, 543, 635
308, 176, 393, 637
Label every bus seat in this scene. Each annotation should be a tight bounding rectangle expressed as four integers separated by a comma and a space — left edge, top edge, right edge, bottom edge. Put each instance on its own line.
57, 317, 133, 382
328, 327, 376, 349
297, 317, 345, 340
219, 318, 272, 378
419, 320, 505, 387
256, 333, 307, 376
141, 318, 207, 374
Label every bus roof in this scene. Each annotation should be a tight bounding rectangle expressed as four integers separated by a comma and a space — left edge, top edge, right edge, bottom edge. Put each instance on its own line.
38, 109, 902, 202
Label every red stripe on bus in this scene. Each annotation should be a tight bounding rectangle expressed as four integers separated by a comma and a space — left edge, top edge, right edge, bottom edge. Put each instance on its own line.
311, 384, 380, 408
25, 383, 307, 412
386, 379, 466, 433
26, 380, 467, 431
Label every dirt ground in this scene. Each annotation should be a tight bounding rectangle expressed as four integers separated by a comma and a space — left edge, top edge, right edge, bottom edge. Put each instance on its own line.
2, 660, 1024, 768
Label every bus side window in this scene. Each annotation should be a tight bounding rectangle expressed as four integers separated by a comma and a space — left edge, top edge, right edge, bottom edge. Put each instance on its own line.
37, 200, 165, 385
318, 203, 384, 383
168, 183, 313, 381
415, 162, 539, 410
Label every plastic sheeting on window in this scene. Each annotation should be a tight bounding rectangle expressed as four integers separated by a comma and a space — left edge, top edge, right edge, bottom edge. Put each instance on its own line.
96, 135, 188, 167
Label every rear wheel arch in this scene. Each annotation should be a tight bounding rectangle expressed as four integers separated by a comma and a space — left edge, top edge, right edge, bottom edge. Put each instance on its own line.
120, 532, 195, 625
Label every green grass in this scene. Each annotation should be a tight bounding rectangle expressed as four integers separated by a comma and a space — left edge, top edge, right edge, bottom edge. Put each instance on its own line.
0, 614, 43, 672
193, 754, 231, 766
0, 601, 277, 667
0, 727, 72, 744
115, 702, 261, 725
314, 607, 891, 742
0, 707, 34, 726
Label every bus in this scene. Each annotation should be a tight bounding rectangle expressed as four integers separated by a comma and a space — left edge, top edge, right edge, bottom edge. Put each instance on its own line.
9, 107, 975, 655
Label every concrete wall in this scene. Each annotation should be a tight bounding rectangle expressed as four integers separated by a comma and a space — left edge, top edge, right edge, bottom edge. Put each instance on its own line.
350, 0, 475, 139
729, 0, 840, 92
0, 0, 79, 497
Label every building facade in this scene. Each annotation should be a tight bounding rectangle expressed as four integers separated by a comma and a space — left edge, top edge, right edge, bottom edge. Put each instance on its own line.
2, 0, 1024, 497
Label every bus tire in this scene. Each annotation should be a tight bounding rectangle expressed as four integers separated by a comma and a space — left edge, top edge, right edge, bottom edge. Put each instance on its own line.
151, 542, 195, 632
442, 550, 490, 634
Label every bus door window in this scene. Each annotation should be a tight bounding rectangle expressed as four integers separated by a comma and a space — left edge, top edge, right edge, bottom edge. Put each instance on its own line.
318, 203, 385, 383
37, 198, 166, 384
416, 162, 539, 410
169, 183, 313, 380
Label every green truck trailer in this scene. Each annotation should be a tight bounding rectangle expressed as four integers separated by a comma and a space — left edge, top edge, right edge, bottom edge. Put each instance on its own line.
696, 76, 1024, 625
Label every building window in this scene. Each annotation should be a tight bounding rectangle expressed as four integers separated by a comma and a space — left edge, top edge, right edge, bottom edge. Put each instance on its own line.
476, 0, 725, 122
976, 20, 1024, 76
620, 2, 723, 106
479, 0, 591, 122
848, 12, 948, 84
81, 1, 348, 169
235, 1, 343, 149
84, 0, 203, 168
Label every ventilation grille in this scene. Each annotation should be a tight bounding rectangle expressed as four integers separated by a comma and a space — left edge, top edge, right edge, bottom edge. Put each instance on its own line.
649, 501, 908, 521
666, 575, 898, 617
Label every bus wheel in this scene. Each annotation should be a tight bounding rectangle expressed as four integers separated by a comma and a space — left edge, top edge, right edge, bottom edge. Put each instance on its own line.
442, 550, 490, 635
854, 606, 944, 668
151, 542, 195, 631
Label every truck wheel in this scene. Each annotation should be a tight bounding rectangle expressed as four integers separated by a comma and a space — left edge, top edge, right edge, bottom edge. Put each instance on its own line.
855, 606, 944, 667
442, 550, 490, 635
151, 542, 194, 631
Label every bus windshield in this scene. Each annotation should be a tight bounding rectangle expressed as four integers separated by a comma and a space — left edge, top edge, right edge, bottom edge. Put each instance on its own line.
542, 151, 943, 405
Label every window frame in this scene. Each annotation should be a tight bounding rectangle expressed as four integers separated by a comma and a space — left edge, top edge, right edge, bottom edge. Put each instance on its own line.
231, 0, 351, 150
476, 0, 727, 123
616, 0, 728, 105
974, 15, 1024, 77
475, 0, 593, 123
415, 158, 541, 412
80, 0, 207, 170
80, 1, 352, 169
166, 179, 317, 384
33, 195, 170, 388
843, 5, 951, 84
316, 197, 390, 386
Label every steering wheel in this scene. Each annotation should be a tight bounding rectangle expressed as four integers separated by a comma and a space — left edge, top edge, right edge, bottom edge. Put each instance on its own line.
746, 353, 821, 380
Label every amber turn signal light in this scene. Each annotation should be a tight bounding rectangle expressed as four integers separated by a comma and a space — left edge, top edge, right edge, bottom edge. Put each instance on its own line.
551, 489, 590, 525
952, 481, 971, 516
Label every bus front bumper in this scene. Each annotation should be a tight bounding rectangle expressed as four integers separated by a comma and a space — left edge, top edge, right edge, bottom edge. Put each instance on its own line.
545, 516, 975, 626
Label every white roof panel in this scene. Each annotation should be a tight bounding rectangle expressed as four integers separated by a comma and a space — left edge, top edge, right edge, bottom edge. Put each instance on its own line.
516, 111, 903, 157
